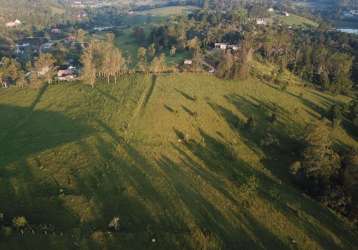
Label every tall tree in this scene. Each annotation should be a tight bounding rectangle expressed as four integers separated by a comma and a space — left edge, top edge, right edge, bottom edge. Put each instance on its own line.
111, 48, 127, 84
301, 121, 341, 191
0, 57, 21, 86
81, 42, 96, 88
150, 53, 166, 74
137, 47, 148, 73
33, 53, 56, 86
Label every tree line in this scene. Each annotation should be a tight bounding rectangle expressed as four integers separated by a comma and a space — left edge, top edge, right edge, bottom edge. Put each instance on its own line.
134, 7, 357, 93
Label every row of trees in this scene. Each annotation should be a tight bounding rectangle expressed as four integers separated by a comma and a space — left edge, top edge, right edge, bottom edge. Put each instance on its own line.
81, 34, 127, 88
139, 7, 357, 92
215, 40, 253, 80
80, 34, 171, 88
0, 53, 56, 89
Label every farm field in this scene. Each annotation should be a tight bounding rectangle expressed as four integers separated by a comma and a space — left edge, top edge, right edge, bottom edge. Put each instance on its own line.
0, 72, 357, 249
136, 5, 199, 16
276, 13, 318, 27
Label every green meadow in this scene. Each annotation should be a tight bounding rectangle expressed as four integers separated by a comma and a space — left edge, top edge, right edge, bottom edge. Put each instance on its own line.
0, 72, 357, 249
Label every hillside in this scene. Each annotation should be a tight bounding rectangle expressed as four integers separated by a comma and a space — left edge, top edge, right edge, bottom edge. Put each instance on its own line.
0, 73, 357, 249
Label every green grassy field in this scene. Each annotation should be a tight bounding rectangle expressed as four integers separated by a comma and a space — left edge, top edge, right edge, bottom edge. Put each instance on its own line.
0, 73, 357, 249
115, 27, 191, 67
277, 13, 318, 27
136, 6, 199, 16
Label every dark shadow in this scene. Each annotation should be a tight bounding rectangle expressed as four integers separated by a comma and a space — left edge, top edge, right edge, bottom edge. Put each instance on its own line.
175, 88, 196, 102
30, 84, 49, 111
0, 158, 80, 230
96, 87, 120, 103
164, 104, 175, 113
181, 105, 197, 117
0, 104, 94, 169
296, 93, 328, 116
221, 94, 304, 180
169, 127, 358, 249
142, 74, 157, 109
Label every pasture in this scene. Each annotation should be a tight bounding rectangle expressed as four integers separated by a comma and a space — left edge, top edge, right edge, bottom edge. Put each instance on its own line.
0, 73, 357, 249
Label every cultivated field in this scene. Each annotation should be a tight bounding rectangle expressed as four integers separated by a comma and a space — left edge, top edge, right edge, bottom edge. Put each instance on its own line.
0, 73, 357, 249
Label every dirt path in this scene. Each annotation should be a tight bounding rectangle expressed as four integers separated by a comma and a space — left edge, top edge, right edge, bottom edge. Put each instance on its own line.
130, 74, 157, 124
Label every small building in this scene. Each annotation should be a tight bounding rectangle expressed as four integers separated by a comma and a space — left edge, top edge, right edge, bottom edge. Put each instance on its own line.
42, 42, 53, 50
15, 43, 30, 54
350, 10, 358, 16
256, 18, 268, 25
284, 12, 290, 17
93, 26, 114, 32
215, 43, 228, 50
184, 60, 193, 65
268, 8, 274, 12
51, 28, 61, 34
57, 66, 76, 81
228, 45, 239, 51
6, 19, 22, 28
76, 12, 87, 20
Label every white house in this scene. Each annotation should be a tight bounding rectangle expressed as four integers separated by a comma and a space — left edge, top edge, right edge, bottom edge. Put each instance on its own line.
256, 18, 268, 25
284, 12, 290, 17
6, 19, 22, 28
15, 43, 30, 54
184, 60, 193, 65
228, 45, 239, 51
57, 66, 76, 81
51, 28, 61, 34
350, 10, 358, 15
268, 8, 274, 12
215, 43, 228, 50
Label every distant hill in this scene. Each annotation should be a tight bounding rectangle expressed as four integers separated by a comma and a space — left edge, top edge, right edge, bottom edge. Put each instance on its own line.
0, 0, 65, 29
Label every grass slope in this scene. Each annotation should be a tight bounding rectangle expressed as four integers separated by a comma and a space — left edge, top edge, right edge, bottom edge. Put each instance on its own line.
277, 14, 319, 27
0, 73, 357, 249
136, 6, 199, 16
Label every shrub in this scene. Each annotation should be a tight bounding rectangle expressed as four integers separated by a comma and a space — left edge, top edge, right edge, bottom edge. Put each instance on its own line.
12, 216, 27, 229
238, 176, 259, 206
291, 122, 341, 196
108, 217, 120, 232
260, 132, 279, 147
269, 113, 277, 124
353, 117, 358, 128
343, 150, 358, 219
327, 104, 343, 128
191, 227, 223, 250
1, 227, 12, 237
245, 116, 256, 130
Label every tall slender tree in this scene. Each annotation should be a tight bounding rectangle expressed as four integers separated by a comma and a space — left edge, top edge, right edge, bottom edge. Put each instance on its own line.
81, 42, 97, 88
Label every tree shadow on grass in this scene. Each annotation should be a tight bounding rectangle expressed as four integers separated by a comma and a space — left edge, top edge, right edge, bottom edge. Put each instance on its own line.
169, 127, 358, 249
0, 103, 94, 248
0, 104, 94, 169
161, 128, 290, 249
220, 94, 303, 179
72, 121, 195, 249
174, 88, 196, 102
95, 87, 120, 103
0, 165, 81, 250
203, 95, 358, 249
78, 120, 288, 248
